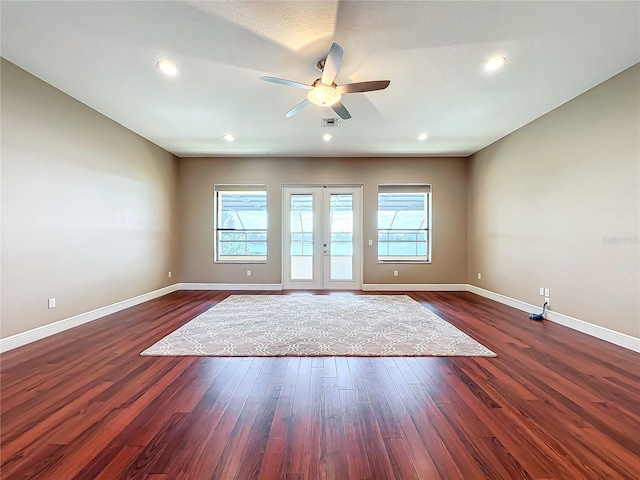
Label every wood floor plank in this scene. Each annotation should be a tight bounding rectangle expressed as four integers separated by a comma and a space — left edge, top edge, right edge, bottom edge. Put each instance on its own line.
322, 376, 349, 480
1, 290, 639, 479
437, 362, 560, 478
163, 359, 259, 479
281, 357, 312, 475
335, 357, 352, 390
339, 389, 374, 480
409, 382, 507, 479
383, 436, 420, 480
126, 358, 234, 448
359, 357, 402, 437
37, 380, 181, 480
266, 357, 288, 387
304, 366, 327, 480
323, 356, 338, 378
256, 435, 286, 480
269, 357, 300, 437
233, 383, 286, 479
70, 360, 229, 479
209, 373, 272, 480
355, 401, 398, 478
385, 366, 465, 479
91, 445, 143, 480
372, 363, 443, 479
1, 380, 113, 460
346, 357, 370, 403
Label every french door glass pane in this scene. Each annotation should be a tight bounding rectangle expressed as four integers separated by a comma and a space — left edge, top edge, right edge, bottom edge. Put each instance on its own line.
290, 194, 313, 280
330, 194, 353, 280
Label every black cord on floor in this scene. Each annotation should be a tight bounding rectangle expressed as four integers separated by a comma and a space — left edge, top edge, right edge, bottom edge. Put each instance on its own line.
529, 301, 548, 321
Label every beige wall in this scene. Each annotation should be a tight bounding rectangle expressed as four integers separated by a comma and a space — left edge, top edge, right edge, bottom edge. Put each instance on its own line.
1, 59, 180, 338
4, 55, 636, 342
178, 157, 467, 285
468, 64, 640, 338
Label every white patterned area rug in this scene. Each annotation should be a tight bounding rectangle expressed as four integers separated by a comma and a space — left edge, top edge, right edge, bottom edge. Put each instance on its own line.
141, 295, 496, 357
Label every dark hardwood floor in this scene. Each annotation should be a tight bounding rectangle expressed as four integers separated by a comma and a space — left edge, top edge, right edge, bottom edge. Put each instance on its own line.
1, 290, 639, 479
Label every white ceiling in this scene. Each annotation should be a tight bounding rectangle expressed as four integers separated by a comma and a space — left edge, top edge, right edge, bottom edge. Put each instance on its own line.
2, 1, 638, 158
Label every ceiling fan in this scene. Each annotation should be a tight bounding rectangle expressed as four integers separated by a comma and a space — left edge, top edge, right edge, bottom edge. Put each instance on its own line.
260, 43, 390, 120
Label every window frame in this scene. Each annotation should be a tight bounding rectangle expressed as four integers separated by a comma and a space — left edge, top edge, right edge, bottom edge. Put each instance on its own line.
214, 185, 268, 264
377, 184, 432, 264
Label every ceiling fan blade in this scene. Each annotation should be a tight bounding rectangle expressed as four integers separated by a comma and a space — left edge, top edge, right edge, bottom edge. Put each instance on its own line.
285, 99, 310, 118
321, 43, 344, 86
331, 101, 351, 120
337, 80, 391, 94
260, 76, 312, 90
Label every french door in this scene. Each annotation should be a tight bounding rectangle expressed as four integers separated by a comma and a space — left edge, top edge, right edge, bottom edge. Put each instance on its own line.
283, 186, 362, 290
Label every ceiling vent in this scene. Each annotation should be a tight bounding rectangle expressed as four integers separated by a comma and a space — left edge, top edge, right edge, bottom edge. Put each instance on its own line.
321, 118, 341, 128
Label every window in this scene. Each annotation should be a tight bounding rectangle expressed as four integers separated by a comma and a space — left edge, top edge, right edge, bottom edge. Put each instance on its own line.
214, 185, 267, 262
377, 184, 431, 262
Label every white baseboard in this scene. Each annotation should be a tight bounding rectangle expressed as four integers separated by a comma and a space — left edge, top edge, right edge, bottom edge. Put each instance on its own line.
0, 284, 180, 353
4, 281, 638, 354
179, 283, 283, 291
467, 285, 640, 353
467, 285, 540, 312
362, 283, 467, 291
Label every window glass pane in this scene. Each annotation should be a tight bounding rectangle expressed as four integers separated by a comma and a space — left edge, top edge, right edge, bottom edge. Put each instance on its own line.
237, 211, 267, 229
215, 189, 267, 261
290, 194, 313, 280
377, 190, 429, 262
330, 194, 353, 280
377, 211, 395, 230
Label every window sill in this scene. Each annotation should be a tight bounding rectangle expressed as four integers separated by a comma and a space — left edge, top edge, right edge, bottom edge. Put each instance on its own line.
378, 260, 431, 264
215, 260, 268, 264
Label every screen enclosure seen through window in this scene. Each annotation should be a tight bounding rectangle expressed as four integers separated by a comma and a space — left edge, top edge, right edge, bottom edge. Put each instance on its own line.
214, 185, 267, 262
377, 184, 431, 263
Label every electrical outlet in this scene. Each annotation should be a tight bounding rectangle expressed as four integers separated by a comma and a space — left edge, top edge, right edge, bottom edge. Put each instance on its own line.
247, 270, 251, 276
48, 298, 56, 309
168, 271, 172, 278
545, 297, 550, 307
477, 273, 482, 280
393, 270, 399, 277
544, 288, 550, 297
539, 287, 544, 296
368, 239, 373, 246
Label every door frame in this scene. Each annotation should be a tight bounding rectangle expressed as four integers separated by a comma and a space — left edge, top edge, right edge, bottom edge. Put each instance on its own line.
282, 185, 363, 290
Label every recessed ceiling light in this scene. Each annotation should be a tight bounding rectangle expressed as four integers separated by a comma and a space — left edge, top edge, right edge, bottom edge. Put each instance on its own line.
157, 61, 178, 76
417, 132, 429, 141
484, 56, 506, 72
323, 133, 332, 141
223, 134, 235, 142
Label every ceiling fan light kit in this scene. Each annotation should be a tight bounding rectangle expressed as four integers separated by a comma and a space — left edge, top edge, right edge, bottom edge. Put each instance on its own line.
307, 81, 341, 106
484, 56, 507, 72
260, 43, 390, 120
156, 60, 178, 76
